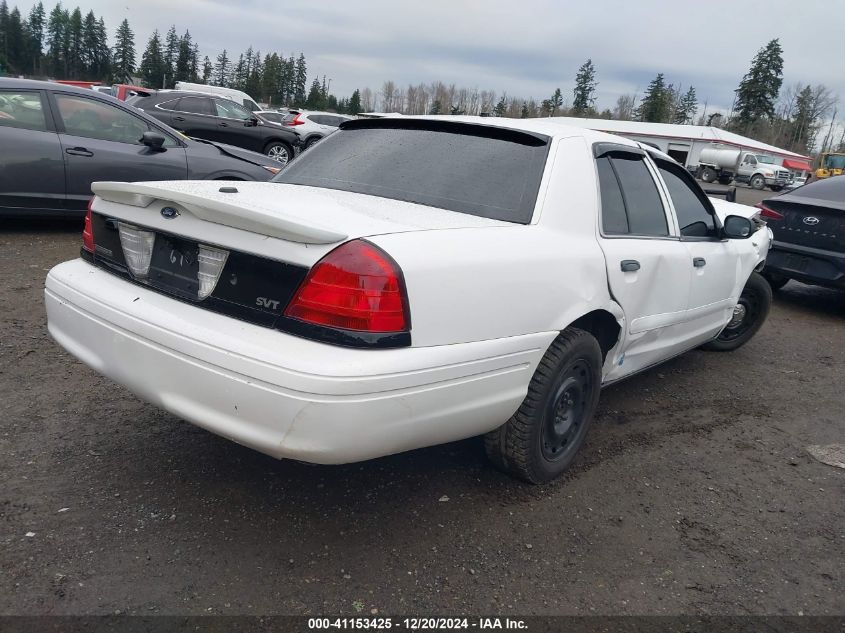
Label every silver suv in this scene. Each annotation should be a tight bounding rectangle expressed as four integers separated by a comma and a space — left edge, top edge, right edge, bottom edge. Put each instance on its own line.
283, 111, 354, 149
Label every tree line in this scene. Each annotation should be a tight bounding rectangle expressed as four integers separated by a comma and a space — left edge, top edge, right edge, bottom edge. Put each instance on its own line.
0, 5, 838, 153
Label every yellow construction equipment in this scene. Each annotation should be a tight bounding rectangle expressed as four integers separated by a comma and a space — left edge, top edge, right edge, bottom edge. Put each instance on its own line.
814, 152, 845, 179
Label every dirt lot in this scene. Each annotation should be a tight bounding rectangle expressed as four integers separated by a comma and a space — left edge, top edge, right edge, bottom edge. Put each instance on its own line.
1, 186, 843, 616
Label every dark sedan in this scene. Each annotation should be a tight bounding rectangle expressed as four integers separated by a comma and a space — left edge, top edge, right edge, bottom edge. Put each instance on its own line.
0, 78, 282, 219
128, 91, 300, 165
759, 176, 845, 290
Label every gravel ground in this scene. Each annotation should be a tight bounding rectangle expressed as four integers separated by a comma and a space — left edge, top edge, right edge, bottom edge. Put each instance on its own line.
1, 186, 843, 616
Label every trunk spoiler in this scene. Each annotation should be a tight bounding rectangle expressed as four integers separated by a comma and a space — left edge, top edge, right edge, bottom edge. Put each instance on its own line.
90, 181, 348, 245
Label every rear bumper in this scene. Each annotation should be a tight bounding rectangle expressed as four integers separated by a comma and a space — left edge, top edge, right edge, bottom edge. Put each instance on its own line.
764, 241, 845, 288
45, 259, 553, 463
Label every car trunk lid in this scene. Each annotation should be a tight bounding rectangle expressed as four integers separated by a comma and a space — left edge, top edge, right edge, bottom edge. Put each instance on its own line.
763, 194, 845, 253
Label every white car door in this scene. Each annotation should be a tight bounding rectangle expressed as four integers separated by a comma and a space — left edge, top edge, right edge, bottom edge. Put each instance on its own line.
594, 147, 694, 381
652, 158, 738, 344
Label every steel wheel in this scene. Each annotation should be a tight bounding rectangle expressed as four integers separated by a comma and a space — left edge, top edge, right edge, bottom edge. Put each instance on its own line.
702, 272, 772, 352
541, 360, 592, 462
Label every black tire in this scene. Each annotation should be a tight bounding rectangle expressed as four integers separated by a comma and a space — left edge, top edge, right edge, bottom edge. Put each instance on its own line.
769, 185, 783, 192
484, 328, 602, 484
303, 136, 321, 150
700, 167, 717, 183
264, 141, 293, 165
762, 271, 789, 290
750, 174, 765, 190
701, 272, 772, 352
718, 175, 733, 185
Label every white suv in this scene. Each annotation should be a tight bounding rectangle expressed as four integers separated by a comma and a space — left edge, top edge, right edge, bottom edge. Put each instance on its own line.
283, 110, 354, 149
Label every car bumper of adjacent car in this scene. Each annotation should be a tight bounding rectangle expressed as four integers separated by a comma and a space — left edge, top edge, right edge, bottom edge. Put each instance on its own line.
45, 259, 552, 463
765, 241, 845, 288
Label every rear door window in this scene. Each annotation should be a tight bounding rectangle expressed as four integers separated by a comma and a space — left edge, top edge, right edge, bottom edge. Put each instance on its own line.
0, 90, 49, 131
215, 99, 253, 120
177, 96, 214, 115
274, 121, 550, 223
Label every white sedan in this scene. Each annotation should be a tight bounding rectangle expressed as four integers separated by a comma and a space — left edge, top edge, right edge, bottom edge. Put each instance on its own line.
45, 117, 772, 483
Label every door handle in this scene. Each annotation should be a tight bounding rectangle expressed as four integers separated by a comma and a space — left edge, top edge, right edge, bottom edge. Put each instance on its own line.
693, 257, 707, 268
220, 122, 229, 127
620, 260, 640, 272
173, 116, 185, 122
65, 147, 93, 157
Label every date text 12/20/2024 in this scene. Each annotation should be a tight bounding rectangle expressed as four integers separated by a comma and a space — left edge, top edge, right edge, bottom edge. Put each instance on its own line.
307, 618, 528, 630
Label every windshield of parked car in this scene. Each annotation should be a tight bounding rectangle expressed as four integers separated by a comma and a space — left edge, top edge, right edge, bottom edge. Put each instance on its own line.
272, 121, 550, 223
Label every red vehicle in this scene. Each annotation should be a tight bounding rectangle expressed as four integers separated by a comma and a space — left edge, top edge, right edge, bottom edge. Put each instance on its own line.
52, 80, 102, 89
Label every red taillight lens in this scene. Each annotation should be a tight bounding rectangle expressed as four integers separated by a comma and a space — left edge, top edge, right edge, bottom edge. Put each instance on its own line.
82, 199, 95, 252
284, 240, 409, 333
285, 113, 304, 126
755, 202, 783, 220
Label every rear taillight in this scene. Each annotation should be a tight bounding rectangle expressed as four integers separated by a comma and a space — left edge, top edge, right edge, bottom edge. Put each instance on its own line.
285, 113, 304, 126
284, 239, 409, 333
82, 199, 95, 252
755, 202, 783, 220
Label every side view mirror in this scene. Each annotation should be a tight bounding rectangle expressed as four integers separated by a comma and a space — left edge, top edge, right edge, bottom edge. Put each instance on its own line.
723, 215, 754, 239
140, 131, 166, 151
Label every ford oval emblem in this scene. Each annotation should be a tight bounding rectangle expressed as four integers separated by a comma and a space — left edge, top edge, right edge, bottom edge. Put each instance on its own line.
161, 206, 180, 219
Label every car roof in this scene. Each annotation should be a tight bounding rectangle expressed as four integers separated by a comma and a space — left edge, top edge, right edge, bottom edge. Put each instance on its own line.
0, 76, 111, 98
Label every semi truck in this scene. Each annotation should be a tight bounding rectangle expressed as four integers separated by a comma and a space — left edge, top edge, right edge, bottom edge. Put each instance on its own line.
697, 145, 790, 191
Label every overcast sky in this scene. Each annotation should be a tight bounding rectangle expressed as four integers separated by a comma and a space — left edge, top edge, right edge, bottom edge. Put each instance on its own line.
14, 0, 844, 118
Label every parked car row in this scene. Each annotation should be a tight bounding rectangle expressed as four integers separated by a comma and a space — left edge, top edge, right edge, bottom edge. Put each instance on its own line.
0, 78, 286, 218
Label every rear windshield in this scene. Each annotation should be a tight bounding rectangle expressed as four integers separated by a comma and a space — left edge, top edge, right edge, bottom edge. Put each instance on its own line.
795, 175, 845, 204
272, 121, 550, 223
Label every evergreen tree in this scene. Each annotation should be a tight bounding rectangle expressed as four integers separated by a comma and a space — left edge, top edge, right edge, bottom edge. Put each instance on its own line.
162, 25, 178, 87
212, 49, 230, 86
231, 52, 245, 89
111, 18, 135, 82
732, 39, 784, 129
635, 73, 671, 122
245, 49, 262, 99
94, 16, 109, 80
549, 87, 563, 115
572, 59, 597, 116
139, 29, 164, 88
174, 30, 192, 82
520, 102, 529, 118
201, 55, 211, 83
189, 42, 199, 81
45, 2, 67, 77
673, 86, 697, 124
348, 88, 361, 115
66, 7, 83, 77
304, 77, 323, 109
81, 11, 98, 76
26, 1, 46, 74
293, 53, 306, 105
429, 99, 442, 115
0, 0, 8, 72
493, 95, 507, 117
5, 6, 25, 73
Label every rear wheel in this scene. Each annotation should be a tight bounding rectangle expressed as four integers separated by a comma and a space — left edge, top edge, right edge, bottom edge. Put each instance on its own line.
701, 167, 717, 183
701, 272, 772, 352
750, 174, 765, 190
484, 328, 602, 483
265, 141, 293, 165
770, 185, 784, 192
303, 136, 321, 150
718, 175, 733, 185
